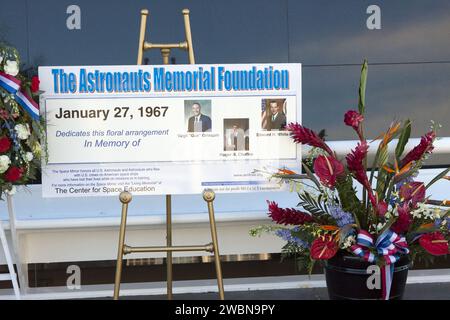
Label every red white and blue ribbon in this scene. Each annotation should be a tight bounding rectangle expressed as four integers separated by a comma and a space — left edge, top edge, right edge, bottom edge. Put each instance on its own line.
0, 71, 40, 120
351, 229, 409, 300
0, 71, 21, 93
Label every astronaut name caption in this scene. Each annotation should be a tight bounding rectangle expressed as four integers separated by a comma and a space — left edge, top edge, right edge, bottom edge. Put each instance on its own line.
53, 105, 169, 121
177, 133, 220, 138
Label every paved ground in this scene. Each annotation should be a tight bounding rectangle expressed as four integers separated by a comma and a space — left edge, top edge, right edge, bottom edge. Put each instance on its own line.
115, 283, 450, 300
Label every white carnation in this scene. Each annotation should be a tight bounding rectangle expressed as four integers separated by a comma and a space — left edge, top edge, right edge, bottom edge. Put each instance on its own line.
15, 123, 30, 140
4, 60, 19, 76
25, 152, 34, 162
0, 155, 11, 173
0, 55, 3, 64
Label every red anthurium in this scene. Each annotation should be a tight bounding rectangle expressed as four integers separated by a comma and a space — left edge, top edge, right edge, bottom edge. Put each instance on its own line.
419, 232, 449, 256
310, 236, 338, 260
400, 182, 425, 205
0, 136, 11, 153
313, 155, 345, 188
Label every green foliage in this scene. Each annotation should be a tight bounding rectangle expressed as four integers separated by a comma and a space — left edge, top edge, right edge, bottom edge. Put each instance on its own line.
297, 191, 329, 216
301, 161, 321, 189
425, 167, 450, 190
335, 175, 364, 228
395, 119, 412, 160
358, 59, 368, 115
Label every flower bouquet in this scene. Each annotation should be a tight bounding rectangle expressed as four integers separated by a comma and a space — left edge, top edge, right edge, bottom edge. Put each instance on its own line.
251, 61, 449, 300
0, 44, 45, 196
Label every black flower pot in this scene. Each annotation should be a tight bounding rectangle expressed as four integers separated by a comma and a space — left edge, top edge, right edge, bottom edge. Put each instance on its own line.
324, 251, 410, 300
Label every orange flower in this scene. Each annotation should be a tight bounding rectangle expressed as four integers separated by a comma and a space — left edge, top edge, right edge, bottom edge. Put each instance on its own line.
383, 159, 413, 178
277, 169, 297, 175
320, 225, 340, 231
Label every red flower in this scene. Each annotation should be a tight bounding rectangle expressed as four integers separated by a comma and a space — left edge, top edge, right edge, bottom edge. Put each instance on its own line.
346, 142, 377, 206
0, 136, 11, 153
399, 182, 425, 206
267, 200, 314, 225
0, 109, 9, 120
310, 236, 338, 260
31, 76, 40, 93
313, 155, 345, 188
391, 204, 412, 234
4, 166, 24, 182
419, 232, 449, 256
400, 131, 435, 167
286, 123, 333, 156
344, 110, 364, 140
376, 201, 388, 217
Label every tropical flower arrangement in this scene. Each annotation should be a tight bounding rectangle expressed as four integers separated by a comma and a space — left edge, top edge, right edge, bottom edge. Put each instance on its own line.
0, 44, 45, 197
251, 61, 449, 298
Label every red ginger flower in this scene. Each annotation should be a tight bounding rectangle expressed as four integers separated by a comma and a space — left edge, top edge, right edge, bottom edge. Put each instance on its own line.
400, 131, 435, 167
376, 201, 388, 217
391, 204, 412, 234
310, 235, 338, 260
419, 232, 449, 256
344, 110, 364, 140
346, 142, 377, 206
313, 155, 345, 188
4, 166, 24, 182
267, 200, 313, 225
286, 123, 333, 156
0, 136, 11, 153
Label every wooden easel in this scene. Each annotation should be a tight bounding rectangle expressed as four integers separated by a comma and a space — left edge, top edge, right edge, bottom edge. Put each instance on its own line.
0, 218, 20, 299
113, 8, 225, 300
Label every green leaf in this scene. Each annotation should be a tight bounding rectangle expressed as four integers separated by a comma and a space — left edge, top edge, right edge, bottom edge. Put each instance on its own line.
358, 59, 368, 115
425, 167, 450, 189
395, 119, 411, 160
301, 162, 321, 189
298, 191, 328, 216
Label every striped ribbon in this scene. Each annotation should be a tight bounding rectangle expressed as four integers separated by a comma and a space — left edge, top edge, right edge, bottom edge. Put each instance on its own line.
351, 229, 409, 300
0, 71, 40, 120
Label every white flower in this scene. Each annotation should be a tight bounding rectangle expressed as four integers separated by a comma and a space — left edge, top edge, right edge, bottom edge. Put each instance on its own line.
25, 152, 33, 162
0, 55, 3, 64
341, 235, 356, 249
4, 60, 19, 76
15, 123, 30, 140
5, 186, 16, 195
0, 155, 11, 173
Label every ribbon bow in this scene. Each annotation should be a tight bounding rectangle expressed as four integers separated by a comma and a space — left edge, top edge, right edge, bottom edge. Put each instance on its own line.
0, 71, 40, 120
351, 229, 409, 300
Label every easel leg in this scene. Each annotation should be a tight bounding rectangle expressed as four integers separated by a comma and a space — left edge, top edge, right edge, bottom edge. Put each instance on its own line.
203, 189, 225, 300
166, 194, 173, 300
113, 192, 132, 300
6, 195, 27, 296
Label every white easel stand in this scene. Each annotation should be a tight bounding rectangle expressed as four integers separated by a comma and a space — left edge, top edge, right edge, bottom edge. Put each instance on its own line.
0, 218, 20, 299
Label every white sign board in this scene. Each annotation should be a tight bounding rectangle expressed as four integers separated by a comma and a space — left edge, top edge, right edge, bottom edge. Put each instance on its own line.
38, 64, 302, 197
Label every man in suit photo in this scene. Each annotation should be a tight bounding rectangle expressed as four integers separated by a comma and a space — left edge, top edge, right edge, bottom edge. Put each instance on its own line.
187, 102, 212, 132
269, 100, 286, 130
227, 124, 246, 151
